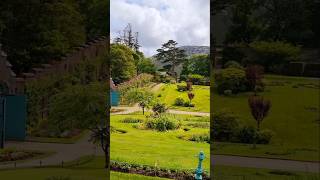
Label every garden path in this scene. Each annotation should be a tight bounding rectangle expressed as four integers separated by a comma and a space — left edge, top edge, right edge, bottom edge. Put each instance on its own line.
1, 132, 319, 173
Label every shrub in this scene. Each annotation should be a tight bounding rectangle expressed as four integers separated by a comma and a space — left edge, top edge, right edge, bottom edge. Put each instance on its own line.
223, 89, 232, 96
189, 133, 210, 143
215, 68, 248, 94
188, 74, 205, 85
177, 85, 188, 91
224, 61, 243, 69
212, 110, 240, 141
184, 101, 195, 107
121, 118, 143, 123
152, 103, 167, 115
236, 126, 274, 144
144, 115, 180, 131
257, 129, 274, 144
236, 126, 257, 143
249, 41, 301, 73
174, 97, 185, 106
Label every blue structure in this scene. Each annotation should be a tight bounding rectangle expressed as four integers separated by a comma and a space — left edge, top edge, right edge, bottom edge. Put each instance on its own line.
195, 151, 205, 180
110, 78, 119, 106
0, 95, 26, 142
111, 91, 119, 106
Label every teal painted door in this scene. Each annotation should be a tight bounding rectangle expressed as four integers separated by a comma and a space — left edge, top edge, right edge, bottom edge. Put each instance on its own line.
0, 95, 26, 140
111, 91, 119, 106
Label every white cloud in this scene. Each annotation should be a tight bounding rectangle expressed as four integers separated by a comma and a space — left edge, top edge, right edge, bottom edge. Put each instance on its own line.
111, 0, 210, 57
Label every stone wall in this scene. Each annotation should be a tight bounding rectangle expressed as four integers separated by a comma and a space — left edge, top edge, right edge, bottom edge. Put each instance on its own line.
0, 36, 108, 95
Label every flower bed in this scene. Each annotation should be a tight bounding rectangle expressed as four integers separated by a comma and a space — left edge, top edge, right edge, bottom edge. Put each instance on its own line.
0, 149, 45, 163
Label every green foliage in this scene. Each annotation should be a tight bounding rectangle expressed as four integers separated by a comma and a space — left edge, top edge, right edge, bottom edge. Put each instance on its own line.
110, 44, 137, 83
137, 58, 156, 74
121, 88, 153, 105
174, 97, 185, 106
212, 110, 240, 142
181, 54, 210, 77
144, 115, 181, 132
152, 102, 168, 115
0, 0, 86, 73
215, 67, 248, 94
155, 40, 187, 80
49, 83, 107, 133
121, 118, 143, 123
224, 61, 243, 69
25, 55, 106, 134
249, 41, 301, 73
77, 0, 109, 39
187, 74, 205, 85
236, 126, 274, 144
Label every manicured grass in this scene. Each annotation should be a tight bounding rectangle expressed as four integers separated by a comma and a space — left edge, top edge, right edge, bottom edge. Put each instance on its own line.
25, 130, 89, 144
0, 156, 169, 180
213, 165, 320, 180
156, 83, 210, 112
212, 75, 320, 161
110, 113, 210, 172
0, 156, 318, 180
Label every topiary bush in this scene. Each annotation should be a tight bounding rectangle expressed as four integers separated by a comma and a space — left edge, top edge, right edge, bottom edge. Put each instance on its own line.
215, 68, 248, 94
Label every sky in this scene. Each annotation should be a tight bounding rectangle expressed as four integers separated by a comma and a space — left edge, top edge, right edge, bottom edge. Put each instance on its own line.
110, 0, 210, 57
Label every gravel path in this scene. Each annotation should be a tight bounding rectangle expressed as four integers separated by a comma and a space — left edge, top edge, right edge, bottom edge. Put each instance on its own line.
0, 133, 97, 169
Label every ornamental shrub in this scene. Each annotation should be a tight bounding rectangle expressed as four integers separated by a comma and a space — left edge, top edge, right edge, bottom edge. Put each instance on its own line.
215, 67, 248, 94
188, 74, 205, 85
144, 115, 180, 131
212, 110, 240, 141
224, 61, 243, 69
174, 97, 185, 106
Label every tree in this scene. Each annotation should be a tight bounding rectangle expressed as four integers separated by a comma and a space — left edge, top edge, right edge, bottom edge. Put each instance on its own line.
245, 65, 264, 94
49, 83, 109, 168
0, 0, 86, 74
188, 92, 195, 104
248, 95, 271, 130
155, 40, 187, 82
137, 58, 156, 74
110, 44, 137, 83
225, 0, 261, 44
181, 54, 210, 77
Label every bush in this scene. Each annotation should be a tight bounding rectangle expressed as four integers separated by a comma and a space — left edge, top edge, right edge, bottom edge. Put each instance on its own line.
236, 126, 273, 144
257, 129, 274, 144
224, 61, 243, 69
249, 41, 301, 73
236, 126, 256, 143
174, 97, 185, 106
188, 74, 205, 85
215, 68, 248, 94
223, 89, 233, 96
121, 118, 144, 123
212, 110, 240, 141
152, 103, 167, 115
189, 133, 210, 143
144, 115, 180, 131
177, 85, 188, 91
184, 101, 195, 107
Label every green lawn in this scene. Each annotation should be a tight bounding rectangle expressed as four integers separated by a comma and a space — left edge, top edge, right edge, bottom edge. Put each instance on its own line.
110, 113, 210, 172
156, 83, 210, 112
212, 75, 320, 161
213, 165, 320, 180
0, 156, 318, 180
0, 156, 169, 180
